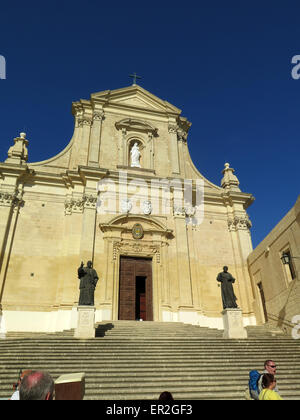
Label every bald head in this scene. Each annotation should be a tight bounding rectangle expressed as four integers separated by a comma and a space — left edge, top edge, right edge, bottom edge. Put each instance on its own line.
26, 371, 44, 387
20, 370, 54, 400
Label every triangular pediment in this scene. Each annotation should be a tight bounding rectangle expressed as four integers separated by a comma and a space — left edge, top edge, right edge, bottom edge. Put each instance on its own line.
114, 95, 160, 110
91, 85, 181, 115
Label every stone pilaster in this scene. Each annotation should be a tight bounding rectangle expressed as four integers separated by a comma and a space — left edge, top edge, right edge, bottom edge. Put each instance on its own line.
88, 111, 104, 167
168, 124, 180, 175
79, 197, 97, 263
147, 132, 152, 170
0, 187, 23, 304
78, 117, 92, 167
174, 213, 193, 308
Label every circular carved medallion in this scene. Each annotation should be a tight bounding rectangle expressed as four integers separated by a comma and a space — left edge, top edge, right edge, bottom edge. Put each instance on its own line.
132, 223, 144, 239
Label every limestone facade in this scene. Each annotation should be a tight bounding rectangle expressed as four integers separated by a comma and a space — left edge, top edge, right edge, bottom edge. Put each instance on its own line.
0, 85, 256, 333
247, 196, 300, 335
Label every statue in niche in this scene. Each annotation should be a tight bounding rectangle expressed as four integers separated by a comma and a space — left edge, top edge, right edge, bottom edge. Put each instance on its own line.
216, 266, 238, 309
77, 261, 99, 306
130, 142, 141, 168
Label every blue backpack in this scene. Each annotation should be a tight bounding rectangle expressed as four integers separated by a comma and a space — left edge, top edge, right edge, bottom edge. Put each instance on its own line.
249, 370, 261, 397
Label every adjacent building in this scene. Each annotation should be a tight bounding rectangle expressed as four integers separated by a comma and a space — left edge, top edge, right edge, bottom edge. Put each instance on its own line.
248, 196, 300, 334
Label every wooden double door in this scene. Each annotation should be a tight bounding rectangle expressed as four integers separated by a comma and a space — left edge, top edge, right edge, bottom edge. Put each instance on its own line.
119, 257, 153, 321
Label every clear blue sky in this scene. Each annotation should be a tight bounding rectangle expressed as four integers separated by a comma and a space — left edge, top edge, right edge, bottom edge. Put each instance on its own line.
0, 1, 299, 249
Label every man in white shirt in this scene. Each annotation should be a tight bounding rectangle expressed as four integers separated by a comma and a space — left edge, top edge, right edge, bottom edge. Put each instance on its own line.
258, 360, 279, 394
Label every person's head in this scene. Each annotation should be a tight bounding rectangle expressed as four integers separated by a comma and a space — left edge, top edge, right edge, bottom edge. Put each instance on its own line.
223, 266, 228, 272
261, 373, 277, 390
159, 391, 174, 401
13, 369, 32, 391
19, 370, 54, 400
264, 360, 277, 375
87, 261, 93, 268
18, 369, 32, 388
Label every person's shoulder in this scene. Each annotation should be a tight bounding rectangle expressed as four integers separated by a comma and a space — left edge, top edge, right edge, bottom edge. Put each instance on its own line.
259, 389, 270, 400
259, 389, 282, 400
271, 390, 283, 400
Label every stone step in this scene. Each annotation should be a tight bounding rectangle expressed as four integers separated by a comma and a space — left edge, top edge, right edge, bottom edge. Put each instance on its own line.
3, 321, 288, 340
1, 367, 299, 378
2, 353, 298, 359
1, 346, 297, 354
1, 340, 298, 348
1, 343, 295, 353
1, 358, 300, 371
1, 367, 300, 380
1, 349, 299, 357
1, 342, 298, 351
2, 378, 300, 391
2, 336, 295, 344
1, 346, 299, 359
1, 378, 300, 400
0, 336, 296, 343
2, 356, 296, 364
83, 388, 300, 401
1, 344, 297, 351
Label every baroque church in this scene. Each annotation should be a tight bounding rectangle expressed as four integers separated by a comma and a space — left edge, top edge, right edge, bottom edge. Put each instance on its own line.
0, 84, 256, 334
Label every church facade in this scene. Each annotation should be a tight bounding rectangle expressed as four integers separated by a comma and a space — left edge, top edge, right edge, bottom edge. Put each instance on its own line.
0, 85, 256, 333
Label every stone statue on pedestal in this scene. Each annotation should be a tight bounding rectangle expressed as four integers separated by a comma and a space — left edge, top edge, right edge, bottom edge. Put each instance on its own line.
77, 261, 99, 306
217, 266, 238, 309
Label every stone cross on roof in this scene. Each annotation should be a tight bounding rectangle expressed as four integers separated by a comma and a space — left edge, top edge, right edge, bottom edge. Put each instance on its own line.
129, 72, 142, 85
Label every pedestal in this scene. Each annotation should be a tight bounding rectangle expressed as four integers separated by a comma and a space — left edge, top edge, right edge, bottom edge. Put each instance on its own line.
222, 308, 248, 339
74, 306, 95, 339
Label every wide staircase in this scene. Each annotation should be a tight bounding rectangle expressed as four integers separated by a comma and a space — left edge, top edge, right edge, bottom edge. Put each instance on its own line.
0, 321, 299, 400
